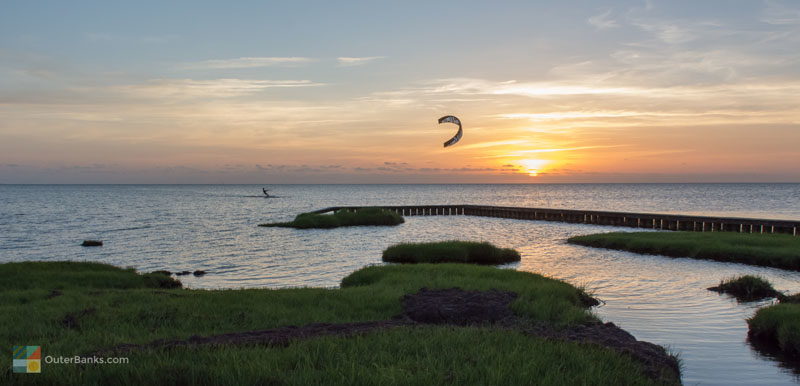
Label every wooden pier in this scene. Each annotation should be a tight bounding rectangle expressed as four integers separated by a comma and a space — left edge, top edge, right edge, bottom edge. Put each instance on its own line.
311, 205, 800, 236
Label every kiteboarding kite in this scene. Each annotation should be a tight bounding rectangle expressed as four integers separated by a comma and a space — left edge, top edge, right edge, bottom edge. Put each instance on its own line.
439, 115, 463, 148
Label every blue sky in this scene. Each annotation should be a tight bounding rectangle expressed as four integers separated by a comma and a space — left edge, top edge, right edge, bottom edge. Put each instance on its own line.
1, 0, 799, 183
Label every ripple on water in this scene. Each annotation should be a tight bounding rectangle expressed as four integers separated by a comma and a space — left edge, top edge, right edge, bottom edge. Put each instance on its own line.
2, 184, 800, 385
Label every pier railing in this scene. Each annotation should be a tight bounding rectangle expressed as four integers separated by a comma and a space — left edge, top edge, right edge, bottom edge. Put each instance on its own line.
311, 205, 800, 236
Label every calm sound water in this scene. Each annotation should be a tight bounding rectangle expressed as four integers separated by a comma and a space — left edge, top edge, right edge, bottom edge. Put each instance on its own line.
2, 184, 800, 385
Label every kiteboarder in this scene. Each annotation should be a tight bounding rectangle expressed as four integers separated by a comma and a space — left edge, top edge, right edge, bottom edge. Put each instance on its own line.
262, 188, 270, 197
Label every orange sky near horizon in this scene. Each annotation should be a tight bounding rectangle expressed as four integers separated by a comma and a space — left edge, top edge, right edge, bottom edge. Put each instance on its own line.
2, 1, 799, 183
2, 79, 799, 183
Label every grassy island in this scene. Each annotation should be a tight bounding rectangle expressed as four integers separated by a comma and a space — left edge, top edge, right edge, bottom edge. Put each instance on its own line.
0, 261, 678, 385
259, 207, 404, 229
749, 301, 800, 356
568, 231, 800, 271
777, 293, 800, 304
382, 240, 521, 265
707, 275, 779, 301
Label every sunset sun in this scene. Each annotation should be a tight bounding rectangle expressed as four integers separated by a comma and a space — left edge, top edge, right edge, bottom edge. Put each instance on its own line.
517, 159, 550, 177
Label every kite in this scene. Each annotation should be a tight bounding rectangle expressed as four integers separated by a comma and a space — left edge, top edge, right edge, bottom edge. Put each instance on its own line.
439, 115, 463, 147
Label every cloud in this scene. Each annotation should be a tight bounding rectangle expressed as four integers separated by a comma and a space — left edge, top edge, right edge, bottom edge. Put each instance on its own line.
762, 1, 800, 25
120, 78, 324, 98
588, 10, 619, 30
479, 146, 626, 159
182, 57, 314, 70
500, 111, 642, 121
351, 165, 505, 174
255, 163, 342, 173
337, 56, 385, 66
252, 163, 500, 175
420, 76, 800, 105
421, 78, 639, 97
456, 139, 530, 150
631, 21, 695, 44
496, 110, 760, 122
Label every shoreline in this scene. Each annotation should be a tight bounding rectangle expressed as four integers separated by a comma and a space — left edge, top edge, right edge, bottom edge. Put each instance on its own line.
568, 231, 800, 271
0, 261, 679, 385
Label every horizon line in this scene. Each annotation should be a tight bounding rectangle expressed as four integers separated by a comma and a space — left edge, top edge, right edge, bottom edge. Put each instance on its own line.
2, 182, 799, 186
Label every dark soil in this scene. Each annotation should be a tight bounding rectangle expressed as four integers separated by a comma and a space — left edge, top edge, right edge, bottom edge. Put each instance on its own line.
402, 287, 517, 325
522, 321, 680, 384
91, 287, 679, 383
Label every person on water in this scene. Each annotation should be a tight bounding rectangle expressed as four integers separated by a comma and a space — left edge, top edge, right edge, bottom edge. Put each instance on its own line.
262, 188, 270, 197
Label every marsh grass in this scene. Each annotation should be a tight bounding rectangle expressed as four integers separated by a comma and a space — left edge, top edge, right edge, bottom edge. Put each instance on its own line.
0, 262, 594, 356
16, 327, 662, 386
568, 232, 800, 271
0, 261, 181, 291
0, 261, 660, 385
341, 264, 595, 320
382, 241, 521, 265
707, 275, 778, 301
259, 207, 404, 229
748, 303, 800, 356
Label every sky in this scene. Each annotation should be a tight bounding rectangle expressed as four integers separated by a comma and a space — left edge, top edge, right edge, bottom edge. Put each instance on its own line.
1, 0, 799, 184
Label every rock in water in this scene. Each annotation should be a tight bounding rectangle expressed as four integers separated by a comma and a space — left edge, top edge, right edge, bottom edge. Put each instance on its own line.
81, 240, 103, 247
193, 270, 207, 277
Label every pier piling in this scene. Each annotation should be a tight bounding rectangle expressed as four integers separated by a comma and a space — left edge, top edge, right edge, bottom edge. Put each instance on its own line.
309, 205, 800, 235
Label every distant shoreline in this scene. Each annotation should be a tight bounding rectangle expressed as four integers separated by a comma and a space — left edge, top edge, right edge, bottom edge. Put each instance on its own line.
2, 182, 800, 185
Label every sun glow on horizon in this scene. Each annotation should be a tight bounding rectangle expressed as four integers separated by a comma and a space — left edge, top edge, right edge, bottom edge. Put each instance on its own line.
517, 159, 550, 177
1, 1, 799, 183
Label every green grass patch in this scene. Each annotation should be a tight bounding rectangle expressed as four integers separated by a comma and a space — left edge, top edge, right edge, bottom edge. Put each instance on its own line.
341, 263, 597, 320
382, 241, 521, 265
0, 261, 181, 291
568, 231, 800, 271
259, 207, 404, 229
0, 263, 596, 353
748, 303, 800, 356
15, 327, 662, 386
707, 275, 779, 301
0, 261, 660, 385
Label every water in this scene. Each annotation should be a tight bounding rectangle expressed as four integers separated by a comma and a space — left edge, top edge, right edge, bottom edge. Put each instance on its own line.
1, 183, 800, 385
